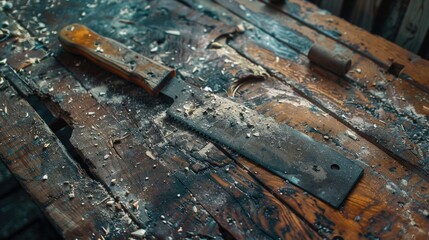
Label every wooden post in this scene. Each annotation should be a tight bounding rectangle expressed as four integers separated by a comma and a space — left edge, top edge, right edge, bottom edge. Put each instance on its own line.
395, 0, 429, 52
320, 0, 344, 16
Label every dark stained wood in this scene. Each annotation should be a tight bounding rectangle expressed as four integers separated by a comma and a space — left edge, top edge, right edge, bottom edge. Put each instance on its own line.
0, 81, 137, 239
1, 0, 429, 239
261, 0, 429, 91
196, 0, 429, 178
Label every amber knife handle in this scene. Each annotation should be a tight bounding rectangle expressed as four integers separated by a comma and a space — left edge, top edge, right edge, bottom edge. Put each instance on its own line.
58, 23, 176, 97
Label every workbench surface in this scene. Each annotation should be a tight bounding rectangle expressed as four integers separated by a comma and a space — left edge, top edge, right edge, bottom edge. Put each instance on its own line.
1, 0, 428, 239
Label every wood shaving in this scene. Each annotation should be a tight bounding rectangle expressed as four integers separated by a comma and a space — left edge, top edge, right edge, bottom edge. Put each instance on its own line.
131, 229, 147, 238
165, 30, 180, 36
145, 150, 155, 160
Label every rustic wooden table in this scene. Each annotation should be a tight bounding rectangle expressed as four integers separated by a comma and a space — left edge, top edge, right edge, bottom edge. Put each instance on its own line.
1, 0, 428, 239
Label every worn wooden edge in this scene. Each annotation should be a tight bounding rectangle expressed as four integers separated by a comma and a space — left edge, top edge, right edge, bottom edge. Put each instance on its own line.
0, 80, 138, 239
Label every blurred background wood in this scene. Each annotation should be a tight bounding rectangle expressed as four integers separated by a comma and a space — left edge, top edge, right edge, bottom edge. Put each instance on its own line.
309, 0, 429, 59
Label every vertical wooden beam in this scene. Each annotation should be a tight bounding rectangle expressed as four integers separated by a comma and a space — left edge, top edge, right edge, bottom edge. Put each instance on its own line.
395, 0, 429, 52
320, 0, 344, 16
347, 0, 382, 31
373, 0, 410, 41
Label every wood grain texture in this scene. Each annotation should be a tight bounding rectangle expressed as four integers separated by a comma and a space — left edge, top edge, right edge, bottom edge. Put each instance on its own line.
2, 0, 429, 239
185, 0, 429, 180
260, 0, 429, 91
0, 81, 137, 239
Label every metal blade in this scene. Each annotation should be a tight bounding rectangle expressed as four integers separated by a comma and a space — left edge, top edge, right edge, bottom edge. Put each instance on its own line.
162, 78, 363, 208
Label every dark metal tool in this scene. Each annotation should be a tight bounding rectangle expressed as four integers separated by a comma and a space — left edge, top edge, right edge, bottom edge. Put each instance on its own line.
59, 24, 363, 208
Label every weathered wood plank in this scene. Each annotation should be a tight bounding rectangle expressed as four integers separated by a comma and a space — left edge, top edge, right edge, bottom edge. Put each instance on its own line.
395, 0, 429, 52
3, 0, 429, 239
261, 0, 429, 91
0, 80, 137, 239
8, 0, 325, 237
171, 1, 429, 238
184, 0, 429, 181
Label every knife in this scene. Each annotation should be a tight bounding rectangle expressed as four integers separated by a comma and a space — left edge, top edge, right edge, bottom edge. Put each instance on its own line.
58, 24, 363, 208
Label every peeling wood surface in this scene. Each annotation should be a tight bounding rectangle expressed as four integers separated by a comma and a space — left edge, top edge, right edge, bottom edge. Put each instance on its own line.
0, 0, 429, 239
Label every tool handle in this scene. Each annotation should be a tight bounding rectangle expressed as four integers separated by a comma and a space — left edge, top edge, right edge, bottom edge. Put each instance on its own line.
58, 23, 176, 96
308, 44, 351, 76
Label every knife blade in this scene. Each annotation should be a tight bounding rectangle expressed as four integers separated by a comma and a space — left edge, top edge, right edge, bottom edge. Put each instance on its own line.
58, 23, 363, 208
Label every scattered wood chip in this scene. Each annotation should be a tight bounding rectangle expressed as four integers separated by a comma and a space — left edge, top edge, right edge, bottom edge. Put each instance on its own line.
252, 132, 260, 137
68, 192, 75, 199
236, 23, 245, 33
323, 135, 329, 140
203, 86, 213, 92
345, 130, 359, 141
106, 200, 115, 207
210, 42, 223, 49
104, 154, 110, 160
145, 150, 155, 160
102, 226, 110, 235
131, 229, 147, 238
165, 30, 180, 36
150, 46, 158, 52
132, 200, 139, 210
356, 68, 362, 74
110, 178, 116, 185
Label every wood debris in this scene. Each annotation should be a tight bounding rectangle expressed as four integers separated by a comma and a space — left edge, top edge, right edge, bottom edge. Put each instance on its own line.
131, 229, 147, 238
210, 42, 223, 49
236, 23, 245, 33
132, 200, 139, 210
345, 130, 359, 141
165, 30, 181, 36
145, 150, 155, 160
106, 200, 114, 207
